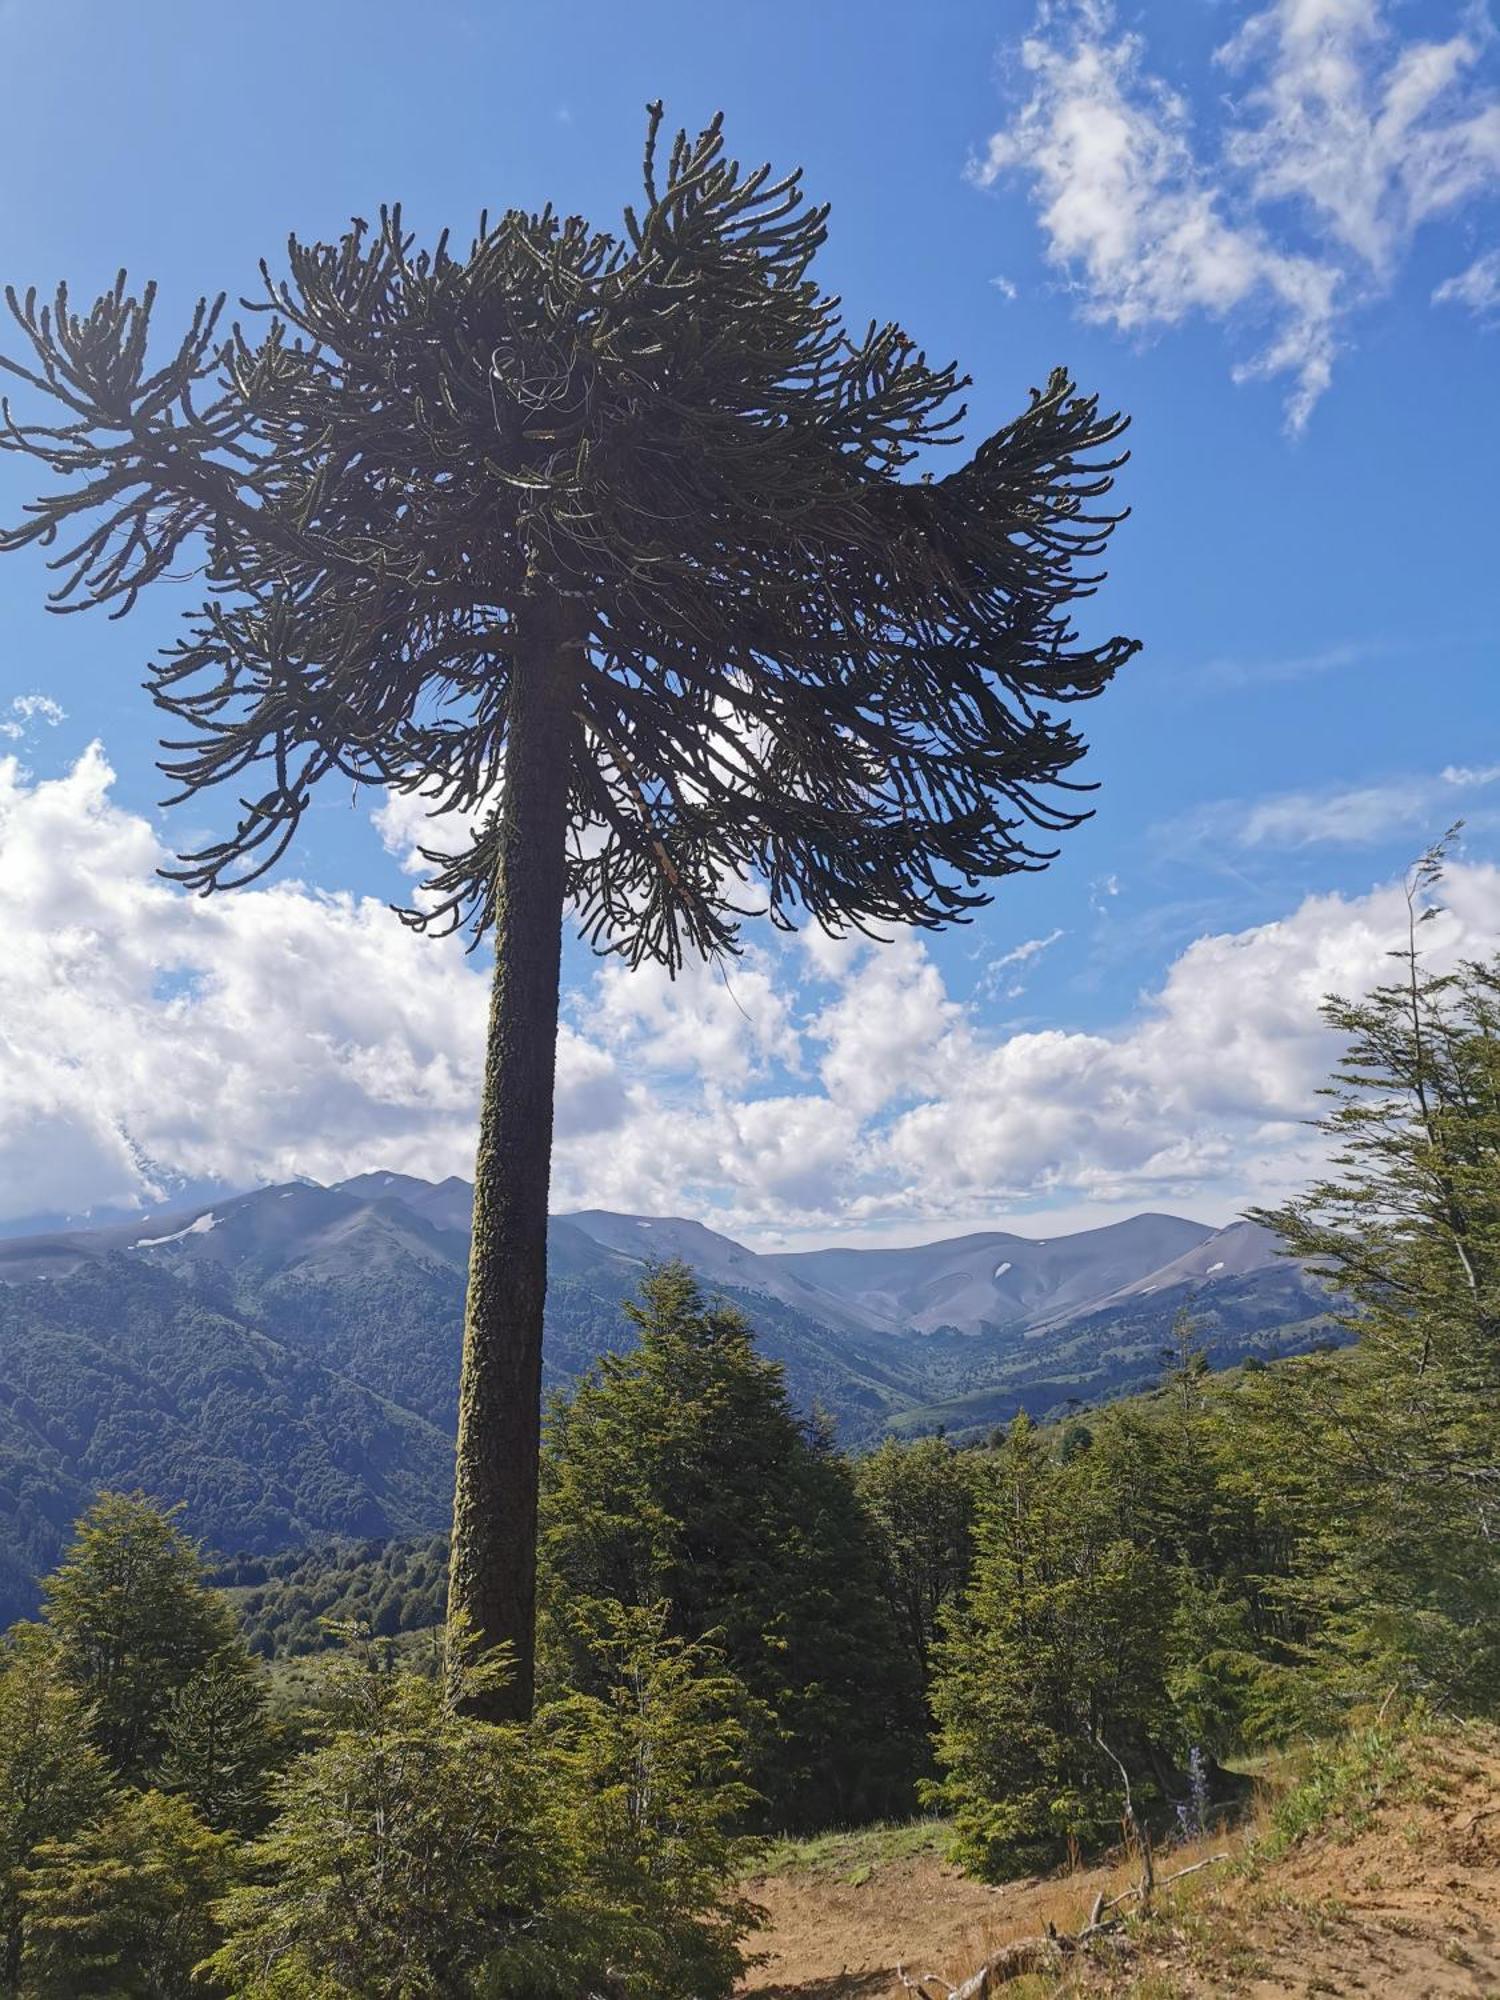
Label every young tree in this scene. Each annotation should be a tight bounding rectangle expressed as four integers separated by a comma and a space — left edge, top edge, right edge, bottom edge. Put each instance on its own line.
0, 110, 1137, 1715
1244, 842, 1500, 1718
39, 1493, 241, 1780
538, 1600, 763, 2000
928, 1417, 1175, 1877
205, 1653, 572, 1999
22, 1788, 235, 1999
1161, 1300, 1211, 1421
541, 1264, 920, 1826
0, 1628, 112, 1993
159, 1647, 276, 1833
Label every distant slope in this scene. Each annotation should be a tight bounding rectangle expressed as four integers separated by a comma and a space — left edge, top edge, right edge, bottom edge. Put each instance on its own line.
560, 1209, 897, 1335
0, 1256, 455, 1625
0, 1175, 1335, 1615
762, 1213, 1217, 1335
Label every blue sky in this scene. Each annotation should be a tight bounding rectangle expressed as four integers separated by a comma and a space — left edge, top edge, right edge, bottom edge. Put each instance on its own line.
0, 0, 1497, 1244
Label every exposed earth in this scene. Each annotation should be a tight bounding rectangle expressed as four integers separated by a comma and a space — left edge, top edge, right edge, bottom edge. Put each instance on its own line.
739, 1724, 1500, 1998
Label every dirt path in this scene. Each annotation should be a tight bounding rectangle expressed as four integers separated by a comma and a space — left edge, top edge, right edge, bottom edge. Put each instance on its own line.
739, 1843, 1150, 1998
738, 1726, 1500, 1999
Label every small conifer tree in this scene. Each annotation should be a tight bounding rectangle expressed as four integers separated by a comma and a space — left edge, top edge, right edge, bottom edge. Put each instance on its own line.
1245, 839, 1500, 1718
928, 1416, 1174, 1876
159, 1648, 275, 1833
0, 1627, 112, 1993
40, 1493, 242, 1780
541, 1264, 920, 1826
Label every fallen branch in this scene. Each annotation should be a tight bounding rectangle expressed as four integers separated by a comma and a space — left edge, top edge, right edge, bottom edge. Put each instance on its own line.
1089, 1851, 1232, 1924
910, 1851, 1234, 1996
897, 1966, 954, 1997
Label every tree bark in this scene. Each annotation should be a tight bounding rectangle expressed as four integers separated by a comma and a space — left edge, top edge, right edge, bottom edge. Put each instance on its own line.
447, 593, 582, 1722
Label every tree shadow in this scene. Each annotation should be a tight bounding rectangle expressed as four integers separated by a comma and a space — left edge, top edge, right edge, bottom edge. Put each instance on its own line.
746, 1973, 901, 1999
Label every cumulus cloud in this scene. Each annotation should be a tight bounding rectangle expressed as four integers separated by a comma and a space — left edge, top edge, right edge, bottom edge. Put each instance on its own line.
0, 747, 622, 1221
369, 780, 510, 895
4, 748, 1499, 1240
975, 0, 1500, 427
874, 865, 1500, 1217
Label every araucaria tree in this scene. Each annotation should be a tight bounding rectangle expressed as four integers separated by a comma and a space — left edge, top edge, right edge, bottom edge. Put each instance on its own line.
0, 108, 1137, 1717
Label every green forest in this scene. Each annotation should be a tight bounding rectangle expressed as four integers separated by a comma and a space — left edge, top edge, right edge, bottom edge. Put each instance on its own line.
1, 928, 1496, 1996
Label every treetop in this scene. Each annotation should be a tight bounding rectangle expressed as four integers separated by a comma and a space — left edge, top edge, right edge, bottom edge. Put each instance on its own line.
1, 104, 1138, 969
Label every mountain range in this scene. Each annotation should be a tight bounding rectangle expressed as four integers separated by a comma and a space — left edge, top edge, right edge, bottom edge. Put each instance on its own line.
0, 1174, 1335, 1621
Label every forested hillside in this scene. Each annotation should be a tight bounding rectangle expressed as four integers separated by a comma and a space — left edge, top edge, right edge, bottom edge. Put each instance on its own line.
0, 1180, 1335, 1622
0, 1260, 455, 1627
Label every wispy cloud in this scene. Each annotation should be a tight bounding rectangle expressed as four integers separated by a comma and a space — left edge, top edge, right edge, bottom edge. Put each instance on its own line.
0, 694, 65, 742
1166, 761, 1500, 851
973, 0, 1500, 428
978, 926, 1066, 998
1191, 639, 1381, 690
1435, 246, 1500, 318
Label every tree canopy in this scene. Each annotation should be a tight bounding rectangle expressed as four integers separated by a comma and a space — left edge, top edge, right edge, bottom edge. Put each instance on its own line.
540, 1263, 921, 1827
0, 107, 1136, 966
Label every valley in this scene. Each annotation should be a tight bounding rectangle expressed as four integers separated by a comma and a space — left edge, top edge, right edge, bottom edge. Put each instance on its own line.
0, 1173, 1335, 1621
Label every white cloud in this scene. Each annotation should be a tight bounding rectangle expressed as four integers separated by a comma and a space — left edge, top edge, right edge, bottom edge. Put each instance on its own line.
371, 782, 499, 879
1241, 777, 1439, 846
1169, 761, 1500, 850
4, 748, 1499, 1241
0, 694, 66, 743
1435, 245, 1500, 315
809, 933, 961, 1118
874, 865, 1500, 1218
1218, 2, 1500, 274
991, 928, 1066, 970
975, 0, 1500, 427
0, 748, 622, 1221
977, 927, 1066, 999
587, 948, 797, 1090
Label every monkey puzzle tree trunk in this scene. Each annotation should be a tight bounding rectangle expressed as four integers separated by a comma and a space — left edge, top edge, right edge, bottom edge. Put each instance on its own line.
447, 596, 582, 1722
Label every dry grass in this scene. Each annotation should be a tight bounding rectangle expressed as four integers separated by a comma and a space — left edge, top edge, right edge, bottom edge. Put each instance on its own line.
738, 1720, 1500, 1999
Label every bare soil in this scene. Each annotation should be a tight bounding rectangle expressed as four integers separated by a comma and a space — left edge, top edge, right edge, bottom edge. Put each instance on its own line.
738, 1725, 1500, 1999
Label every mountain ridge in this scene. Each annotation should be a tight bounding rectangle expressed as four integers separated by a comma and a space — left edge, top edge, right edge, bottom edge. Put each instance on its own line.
0, 1172, 1337, 1622
0, 1177, 1287, 1342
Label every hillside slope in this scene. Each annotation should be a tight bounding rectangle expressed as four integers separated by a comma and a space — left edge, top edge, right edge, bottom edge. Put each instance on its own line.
0, 1257, 455, 1623
0, 1174, 1337, 1617
740, 1722, 1500, 1998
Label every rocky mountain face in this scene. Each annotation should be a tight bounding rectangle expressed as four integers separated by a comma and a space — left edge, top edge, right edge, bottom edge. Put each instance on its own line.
0, 1175, 1335, 1619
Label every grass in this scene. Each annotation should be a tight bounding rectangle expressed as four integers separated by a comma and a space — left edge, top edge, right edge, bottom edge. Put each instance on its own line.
1253, 1719, 1414, 1859
752, 1817, 951, 1884
262, 1625, 443, 1707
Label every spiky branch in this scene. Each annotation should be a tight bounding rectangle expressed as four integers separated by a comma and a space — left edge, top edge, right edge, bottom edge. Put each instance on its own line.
2, 106, 1135, 967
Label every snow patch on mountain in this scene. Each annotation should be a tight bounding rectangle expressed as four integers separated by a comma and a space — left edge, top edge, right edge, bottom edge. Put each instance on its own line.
133, 1211, 217, 1248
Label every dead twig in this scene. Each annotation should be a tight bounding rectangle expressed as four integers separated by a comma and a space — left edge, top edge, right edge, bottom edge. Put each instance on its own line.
896, 1967, 955, 1998
919, 1850, 1234, 1995
1088, 1851, 1231, 1925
